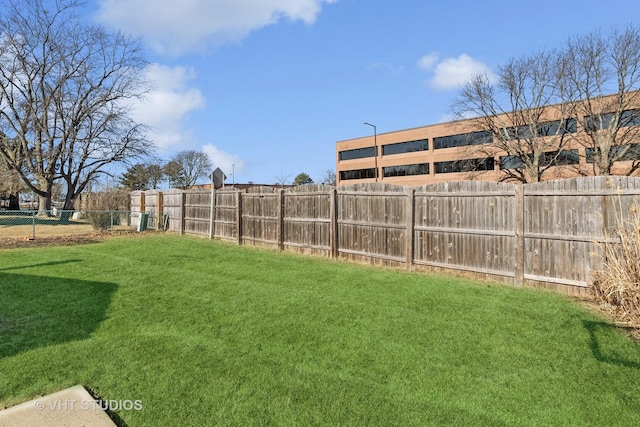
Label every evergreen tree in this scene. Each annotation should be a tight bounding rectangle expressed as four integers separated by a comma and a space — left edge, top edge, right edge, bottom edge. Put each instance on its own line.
293, 172, 313, 185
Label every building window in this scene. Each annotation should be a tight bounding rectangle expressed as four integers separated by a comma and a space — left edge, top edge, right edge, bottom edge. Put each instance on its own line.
434, 157, 495, 174
339, 146, 376, 161
542, 149, 579, 166
433, 131, 492, 149
584, 109, 640, 131
503, 118, 577, 139
500, 155, 524, 170
383, 163, 430, 177
587, 144, 640, 163
339, 168, 376, 181
500, 150, 579, 169
382, 139, 429, 156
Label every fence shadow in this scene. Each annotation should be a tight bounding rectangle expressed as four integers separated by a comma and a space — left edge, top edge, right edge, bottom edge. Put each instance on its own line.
582, 320, 640, 369
0, 259, 82, 272
0, 272, 117, 358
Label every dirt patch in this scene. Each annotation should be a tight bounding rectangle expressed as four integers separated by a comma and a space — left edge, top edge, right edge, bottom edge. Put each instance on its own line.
0, 232, 133, 249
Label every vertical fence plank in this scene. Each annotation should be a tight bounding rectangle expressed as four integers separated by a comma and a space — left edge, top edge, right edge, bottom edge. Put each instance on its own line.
237, 190, 243, 245
330, 188, 338, 258
209, 188, 216, 239
180, 192, 186, 235
514, 184, 524, 286
277, 189, 285, 251
405, 187, 415, 269
157, 191, 164, 230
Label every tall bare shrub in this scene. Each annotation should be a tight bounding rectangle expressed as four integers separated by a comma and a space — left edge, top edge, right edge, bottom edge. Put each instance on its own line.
592, 200, 640, 324
86, 190, 131, 231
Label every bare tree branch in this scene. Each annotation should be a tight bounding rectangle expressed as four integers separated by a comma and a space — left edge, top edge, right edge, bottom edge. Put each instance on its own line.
451, 50, 577, 183
562, 25, 640, 175
0, 0, 153, 212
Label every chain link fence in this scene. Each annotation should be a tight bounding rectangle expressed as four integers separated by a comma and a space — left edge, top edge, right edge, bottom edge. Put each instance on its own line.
0, 210, 143, 240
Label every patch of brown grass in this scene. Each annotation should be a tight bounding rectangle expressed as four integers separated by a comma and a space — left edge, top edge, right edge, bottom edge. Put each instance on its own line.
591, 199, 640, 332
0, 230, 141, 249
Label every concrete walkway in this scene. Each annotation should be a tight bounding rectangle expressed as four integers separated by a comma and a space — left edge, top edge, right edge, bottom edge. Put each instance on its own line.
0, 385, 116, 427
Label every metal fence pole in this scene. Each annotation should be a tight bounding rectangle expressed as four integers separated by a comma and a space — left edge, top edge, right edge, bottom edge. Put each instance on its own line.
31, 211, 36, 239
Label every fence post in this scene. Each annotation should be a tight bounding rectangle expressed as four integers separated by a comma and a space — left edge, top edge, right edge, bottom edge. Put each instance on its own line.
236, 190, 243, 245
330, 188, 338, 258
157, 191, 164, 229
209, 188, 216, 239
140, 191, 146, 215
277, 189, 285, 251
31, 211, 36, 239
514, 184, 525, 286
405, 187, 415, 269
180, 191, 186, 235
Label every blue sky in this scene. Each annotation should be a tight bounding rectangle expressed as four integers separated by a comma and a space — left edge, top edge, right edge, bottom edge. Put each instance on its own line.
89, 0, 639, 185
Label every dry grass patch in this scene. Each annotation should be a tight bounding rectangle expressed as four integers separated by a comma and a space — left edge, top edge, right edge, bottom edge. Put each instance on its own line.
592, 200, 640, 335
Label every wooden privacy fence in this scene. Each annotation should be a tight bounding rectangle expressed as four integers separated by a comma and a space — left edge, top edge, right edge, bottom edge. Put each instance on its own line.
130, 176, 640, 294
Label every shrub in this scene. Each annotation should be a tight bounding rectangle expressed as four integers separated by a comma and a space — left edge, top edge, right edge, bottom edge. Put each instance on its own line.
84, 189, 130, 211
88, 211, 113, 231
84, 190, 128, 231
592, 201, 640, 324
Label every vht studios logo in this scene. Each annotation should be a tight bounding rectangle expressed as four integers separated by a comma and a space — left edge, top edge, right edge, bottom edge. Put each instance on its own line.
35, 399, 143, 411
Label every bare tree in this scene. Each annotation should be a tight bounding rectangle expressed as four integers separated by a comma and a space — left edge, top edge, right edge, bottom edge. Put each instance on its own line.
274, 170, 291, 186
166, 150, 212, 189
452, 50, 577, 183
0, 0, 152, 213
321, 169, 336, 185
561, 26, 640, 175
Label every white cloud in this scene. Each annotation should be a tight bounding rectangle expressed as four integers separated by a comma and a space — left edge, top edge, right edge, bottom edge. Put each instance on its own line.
96, 0, 338, 54
417, 52, 439, 70
132, 64, 206, 151
202, 144, 245, 180
367, 62, 405, 75
418, 53, 496, 90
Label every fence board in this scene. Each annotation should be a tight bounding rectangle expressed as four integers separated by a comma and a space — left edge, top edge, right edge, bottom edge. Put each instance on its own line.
241, 187, 279, 248
130, 191, 142, 229
184, 190, 211, 236
213, 190, 240, 240
337, 183, 408, 266
413, 181, 516, 282
144, 191, 160, 229
163, 190, 183, 232
283, 184, 334, 256
523, 176, 640, 288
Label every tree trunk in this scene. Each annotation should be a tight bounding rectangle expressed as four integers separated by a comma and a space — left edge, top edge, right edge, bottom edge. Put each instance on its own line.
37, 194, 51, 216
63, 191, 76, 211
37, 180, 53, 216
59, 192, 76, 223
8, 193, 19, 210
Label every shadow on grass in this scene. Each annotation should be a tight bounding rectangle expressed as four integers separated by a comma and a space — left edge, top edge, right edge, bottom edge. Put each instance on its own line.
0, 260, 83, 272
0, 272, 116, 359
583, 320, 640, 369
85, 388, 131, 427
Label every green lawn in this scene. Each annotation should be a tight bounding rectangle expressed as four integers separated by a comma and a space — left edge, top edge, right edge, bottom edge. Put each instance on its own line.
1, 234, 639, 426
